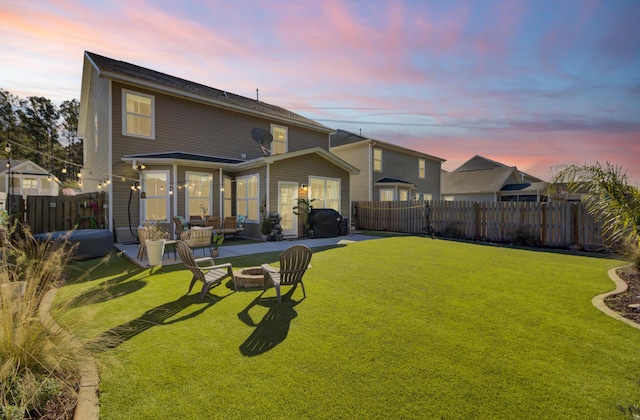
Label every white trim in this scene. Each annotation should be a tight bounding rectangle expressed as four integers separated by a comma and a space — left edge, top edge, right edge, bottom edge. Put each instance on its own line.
309, 175, 341, 212
236, 173, 260, 222
141, 170, 170, 223
122, 89, 155, 139
278, 181, 299, 237
270, 124, 288, 155
185, 171, 213, 218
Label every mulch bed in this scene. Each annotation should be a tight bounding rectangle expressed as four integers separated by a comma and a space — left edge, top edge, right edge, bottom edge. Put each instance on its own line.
605, 265, 640, 324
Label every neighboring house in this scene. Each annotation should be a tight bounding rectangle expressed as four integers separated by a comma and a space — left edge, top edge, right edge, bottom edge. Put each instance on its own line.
329, 129, 444, 202
78, 51, 358, 242
0, 159, 60, 199
441, 155, 548, 202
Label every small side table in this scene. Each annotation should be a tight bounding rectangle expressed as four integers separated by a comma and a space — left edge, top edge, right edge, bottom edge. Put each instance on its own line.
164, 240, 177, 260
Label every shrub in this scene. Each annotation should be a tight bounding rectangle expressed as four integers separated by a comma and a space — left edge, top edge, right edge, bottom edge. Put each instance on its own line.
0, 225, 93, 417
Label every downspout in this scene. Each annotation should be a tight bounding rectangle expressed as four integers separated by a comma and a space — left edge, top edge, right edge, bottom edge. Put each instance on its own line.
172, 164, 178, 217
265, 164, 270, 214
107, 82, 113, 233
369, 141, 376, 201
218, 168, 223, 216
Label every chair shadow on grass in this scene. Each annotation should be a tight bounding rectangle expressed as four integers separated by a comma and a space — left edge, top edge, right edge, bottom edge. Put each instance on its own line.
238, 286, 302, 357
88, 288, 232, 352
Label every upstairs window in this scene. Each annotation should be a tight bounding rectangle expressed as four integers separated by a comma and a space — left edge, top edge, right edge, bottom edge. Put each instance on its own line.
271, 125, 288, 154
123, 89, 155, 139
419, 158, 425, 179
373, 147, 382, 172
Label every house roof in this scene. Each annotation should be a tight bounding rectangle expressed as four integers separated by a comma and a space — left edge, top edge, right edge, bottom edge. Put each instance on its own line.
122, 152, 244, 165
0, 159, 51, 176
453, 155, 543, 182
501, 182, 548, 192
83, 51, 334, 134
374, 177, 417, 187
330, 129, 445, 162
121, 147, 360, 175
441, 167, 519, 194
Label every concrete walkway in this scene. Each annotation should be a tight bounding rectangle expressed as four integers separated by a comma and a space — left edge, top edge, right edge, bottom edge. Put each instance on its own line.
114, 234, 382, 268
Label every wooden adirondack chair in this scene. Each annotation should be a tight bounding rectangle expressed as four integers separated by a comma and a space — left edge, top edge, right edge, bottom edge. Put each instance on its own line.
176, 240, 236, 299
262, 245, 313, 303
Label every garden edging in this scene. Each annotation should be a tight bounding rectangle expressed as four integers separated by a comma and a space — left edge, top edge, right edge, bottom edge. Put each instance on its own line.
591, 266, 640, 331
39, 289, 100, 420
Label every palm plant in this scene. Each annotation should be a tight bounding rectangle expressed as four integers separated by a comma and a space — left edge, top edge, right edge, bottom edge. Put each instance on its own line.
293, 198, 316, 237
549, 162, 640, 266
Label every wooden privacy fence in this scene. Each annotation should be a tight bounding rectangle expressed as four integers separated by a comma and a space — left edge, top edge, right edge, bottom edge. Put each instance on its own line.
353, 200, 605, 250
26, 192, 107, 234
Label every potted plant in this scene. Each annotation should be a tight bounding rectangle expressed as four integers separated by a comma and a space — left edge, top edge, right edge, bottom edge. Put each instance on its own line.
143, 221, 168, 266
260, 215, 273, 241
293, 198, 316, 238
199, 204, 208, 221
210, 233, 224, 258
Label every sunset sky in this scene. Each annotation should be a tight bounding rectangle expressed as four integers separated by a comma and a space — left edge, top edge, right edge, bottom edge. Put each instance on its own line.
1, 0, 638, 185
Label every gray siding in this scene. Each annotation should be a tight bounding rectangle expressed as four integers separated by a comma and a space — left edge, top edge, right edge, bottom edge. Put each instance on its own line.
82, 66, 111, 193
377, 146, 441, 198
270, 154, 351, 236
331, 144, 371, 201
111, 82, 328, 161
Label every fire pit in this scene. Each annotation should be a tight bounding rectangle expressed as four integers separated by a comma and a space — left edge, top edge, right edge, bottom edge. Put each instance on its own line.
234, 266, 264, 288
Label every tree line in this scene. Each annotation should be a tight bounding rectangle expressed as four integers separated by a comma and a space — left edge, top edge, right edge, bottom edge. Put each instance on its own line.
0, 88, 82, 187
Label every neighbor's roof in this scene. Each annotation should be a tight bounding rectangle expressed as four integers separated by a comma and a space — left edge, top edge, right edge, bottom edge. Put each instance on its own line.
501, 182, 548, 192
330, 129, 445, 162
84, 51, 333, 133
442, 166, 518, 194
454, 155, 543, 182
374, 177, 417, 187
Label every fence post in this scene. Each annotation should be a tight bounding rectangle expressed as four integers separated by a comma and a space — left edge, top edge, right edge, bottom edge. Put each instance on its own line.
541, 203, 547, 245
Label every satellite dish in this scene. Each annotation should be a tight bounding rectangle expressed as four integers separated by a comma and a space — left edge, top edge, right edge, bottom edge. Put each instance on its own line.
251, 128, 273, 156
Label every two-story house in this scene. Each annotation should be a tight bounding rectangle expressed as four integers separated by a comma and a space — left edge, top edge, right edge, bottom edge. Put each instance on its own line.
329, 129, 444, 202
441, 155, 548, 202
78, 52, 358, 242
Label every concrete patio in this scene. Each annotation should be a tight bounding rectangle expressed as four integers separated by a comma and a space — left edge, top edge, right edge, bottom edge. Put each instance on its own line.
114, 234, 382, 268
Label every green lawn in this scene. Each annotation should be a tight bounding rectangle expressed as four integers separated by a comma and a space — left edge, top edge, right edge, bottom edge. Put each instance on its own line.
58, 237, 640, 419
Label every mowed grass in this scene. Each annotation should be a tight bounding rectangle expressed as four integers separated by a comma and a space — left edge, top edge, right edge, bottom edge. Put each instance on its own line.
58, 237, 640, 419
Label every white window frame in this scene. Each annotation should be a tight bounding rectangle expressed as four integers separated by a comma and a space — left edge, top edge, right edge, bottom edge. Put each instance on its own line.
414, 192, 432, 201
419, 158, 425, 179
380, 189, 394, 201
236, 174, 260, 222
399, 189, 409, 201
309, 176, 341, 212
373, 147, 382, 172
142, 170, 169, 223
122, 89, 155, 139
185, 171, 212, 218
223, 176, 232, 218
270, 124, 288, 155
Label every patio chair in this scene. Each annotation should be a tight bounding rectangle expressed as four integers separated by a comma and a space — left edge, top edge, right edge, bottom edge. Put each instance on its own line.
222, 216, 239, 239
206, 216, 222, 234
262, 244, 313, 303
180, 226, 213, 256
176, 240, 237, 299
136, 227, 148, 260
172, 216, 189, 239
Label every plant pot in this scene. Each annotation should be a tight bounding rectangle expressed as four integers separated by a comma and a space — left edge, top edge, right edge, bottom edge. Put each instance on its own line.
210, 249, 220, 258
260, 234, 269, 242
145, 239, 166, 266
